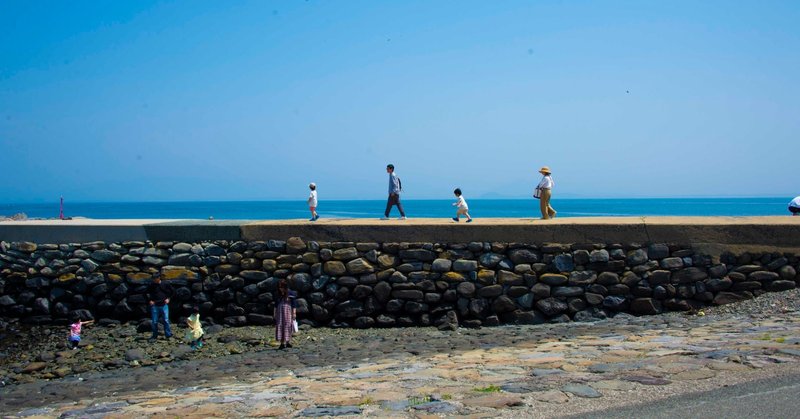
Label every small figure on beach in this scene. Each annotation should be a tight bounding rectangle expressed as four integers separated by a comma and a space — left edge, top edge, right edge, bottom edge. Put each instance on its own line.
381, 164, 406, 220
274, 279, 297, 349
451, 188, 472, 223
308, 183, 319, 221
147, 272, 174, 342
790, 196, 800, 216
68, 314, 93, 350
185, 306, 205, 350
534, 166, 557, 220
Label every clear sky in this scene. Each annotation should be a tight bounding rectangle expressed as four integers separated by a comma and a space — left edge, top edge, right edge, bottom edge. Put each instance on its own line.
1, 0, 798, 203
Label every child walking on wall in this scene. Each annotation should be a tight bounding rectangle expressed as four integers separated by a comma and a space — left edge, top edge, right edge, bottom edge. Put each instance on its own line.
308, 183, 319, 221
452, 188, 473, 223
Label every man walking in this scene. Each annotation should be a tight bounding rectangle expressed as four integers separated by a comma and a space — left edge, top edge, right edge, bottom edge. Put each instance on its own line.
382, 164, 406, 220
147, 272, 174, 342
536, 166, 557, 220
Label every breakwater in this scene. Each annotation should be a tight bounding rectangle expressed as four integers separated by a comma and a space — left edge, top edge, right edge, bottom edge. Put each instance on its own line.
1, 218, 799, 329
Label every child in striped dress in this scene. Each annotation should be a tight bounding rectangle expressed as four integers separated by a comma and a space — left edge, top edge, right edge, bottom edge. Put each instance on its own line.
274, 279, 297, 349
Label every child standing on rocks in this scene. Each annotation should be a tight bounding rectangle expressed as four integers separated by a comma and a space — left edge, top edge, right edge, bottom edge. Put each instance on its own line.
308, 183, 319, 221
185, 306, 204, 350
68, 314, 93, 350
452, 188, 473, 223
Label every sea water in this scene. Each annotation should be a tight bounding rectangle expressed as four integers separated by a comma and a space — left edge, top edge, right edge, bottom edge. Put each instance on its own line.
0, 197, 792, 220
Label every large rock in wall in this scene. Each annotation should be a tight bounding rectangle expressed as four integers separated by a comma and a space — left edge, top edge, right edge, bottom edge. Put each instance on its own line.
0, 239, 798, 328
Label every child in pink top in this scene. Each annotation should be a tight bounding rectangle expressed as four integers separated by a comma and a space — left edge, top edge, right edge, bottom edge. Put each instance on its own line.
68, 314, 93, 349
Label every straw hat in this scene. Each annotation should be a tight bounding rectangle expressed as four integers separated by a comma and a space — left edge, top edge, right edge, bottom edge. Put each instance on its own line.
538, 166, 551, 174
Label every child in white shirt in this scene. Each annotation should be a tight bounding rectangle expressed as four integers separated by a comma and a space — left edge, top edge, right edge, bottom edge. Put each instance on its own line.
452, 188, 472, 223
308, 183, 319, 221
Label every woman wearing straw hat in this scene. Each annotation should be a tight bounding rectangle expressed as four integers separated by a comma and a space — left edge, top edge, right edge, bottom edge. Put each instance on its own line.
535, 166, 557, 219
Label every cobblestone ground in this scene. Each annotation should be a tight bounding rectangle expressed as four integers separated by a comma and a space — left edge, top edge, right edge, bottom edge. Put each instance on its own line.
3, 293, 800, 418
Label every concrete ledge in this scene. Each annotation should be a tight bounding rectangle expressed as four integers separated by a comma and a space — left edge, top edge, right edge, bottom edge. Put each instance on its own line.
1, 217, 799, 252
241, 217, 800, 251
0, 219, 159, 243
143, 220, 246, 242
0, 220, 245, 243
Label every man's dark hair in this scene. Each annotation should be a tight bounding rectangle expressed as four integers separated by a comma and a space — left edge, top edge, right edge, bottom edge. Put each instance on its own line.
454, 188, 462, 196
387, 164, 394, 170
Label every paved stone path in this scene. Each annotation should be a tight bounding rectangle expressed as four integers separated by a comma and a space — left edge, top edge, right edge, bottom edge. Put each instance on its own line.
3, 309, 800, 418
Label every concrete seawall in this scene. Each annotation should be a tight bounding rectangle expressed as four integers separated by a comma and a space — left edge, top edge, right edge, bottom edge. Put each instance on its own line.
2, 217, 800, 252
1, 216, 800, 330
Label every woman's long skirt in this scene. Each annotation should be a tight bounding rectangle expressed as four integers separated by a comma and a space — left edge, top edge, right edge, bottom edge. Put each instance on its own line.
275, 301, 293, 342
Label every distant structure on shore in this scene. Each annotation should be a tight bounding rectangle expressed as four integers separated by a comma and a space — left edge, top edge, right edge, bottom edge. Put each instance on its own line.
0, 213, 28, 222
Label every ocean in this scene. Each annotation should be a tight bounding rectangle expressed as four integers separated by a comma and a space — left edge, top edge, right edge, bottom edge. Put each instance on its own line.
0, 198, 793, 220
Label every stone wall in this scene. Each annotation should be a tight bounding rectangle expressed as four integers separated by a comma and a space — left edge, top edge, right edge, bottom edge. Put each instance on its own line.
1, 239, 798, 329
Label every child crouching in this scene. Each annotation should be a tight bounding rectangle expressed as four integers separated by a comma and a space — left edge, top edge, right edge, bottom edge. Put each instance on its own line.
185, 306, 205, 350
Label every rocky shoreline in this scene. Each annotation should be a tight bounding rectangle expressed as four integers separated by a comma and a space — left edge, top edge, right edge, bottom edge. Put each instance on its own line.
0, 214, 29, 222
0, 285, 796, 386
1, 289, 800, 417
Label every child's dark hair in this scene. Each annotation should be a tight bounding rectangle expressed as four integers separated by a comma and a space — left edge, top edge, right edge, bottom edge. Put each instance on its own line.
454, 188, 462, 196
70, 313, 81, 323
192, 306, 200, 314
278, 278, 289, 299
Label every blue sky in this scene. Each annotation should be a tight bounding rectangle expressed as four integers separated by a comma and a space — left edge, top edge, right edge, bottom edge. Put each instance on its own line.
1, 0, 798, 203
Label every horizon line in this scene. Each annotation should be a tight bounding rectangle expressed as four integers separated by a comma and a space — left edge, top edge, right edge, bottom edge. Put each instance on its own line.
0, 196, 795, 205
